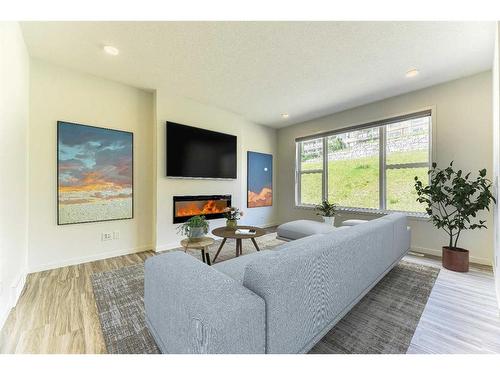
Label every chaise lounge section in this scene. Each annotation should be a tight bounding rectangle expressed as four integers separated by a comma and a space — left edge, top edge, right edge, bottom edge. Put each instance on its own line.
144, 213, 411, 353
276, 219, 348, 240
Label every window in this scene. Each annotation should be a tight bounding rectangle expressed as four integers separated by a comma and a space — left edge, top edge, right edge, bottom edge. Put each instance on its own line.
327, 128, 380, 209
296, 111, 432, 214
298, 138, 324, 205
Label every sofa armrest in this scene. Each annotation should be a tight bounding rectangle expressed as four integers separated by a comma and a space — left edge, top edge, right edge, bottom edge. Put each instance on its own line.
144, 251, 266, 353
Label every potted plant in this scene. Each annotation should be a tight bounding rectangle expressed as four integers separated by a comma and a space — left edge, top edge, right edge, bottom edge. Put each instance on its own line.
177, 215, 209, 240
223, 207, 244, 229
315, 200, 337, 225
414, 162, 495, 272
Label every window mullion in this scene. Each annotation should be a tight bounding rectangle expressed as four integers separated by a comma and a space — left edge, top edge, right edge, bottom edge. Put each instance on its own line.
379, 126, 386, 211
322, 137, 328, 202
296, 142, 301, 206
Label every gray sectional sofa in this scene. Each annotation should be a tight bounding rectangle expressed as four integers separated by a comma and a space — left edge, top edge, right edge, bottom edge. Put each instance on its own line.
144, 213, 411, 354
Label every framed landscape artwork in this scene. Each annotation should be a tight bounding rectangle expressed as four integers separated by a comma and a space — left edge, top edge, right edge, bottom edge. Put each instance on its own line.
57, 121, 133, 225
247, 151, 273, 208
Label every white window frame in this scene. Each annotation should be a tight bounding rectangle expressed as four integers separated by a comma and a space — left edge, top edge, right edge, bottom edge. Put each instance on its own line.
295, 108, 435, 217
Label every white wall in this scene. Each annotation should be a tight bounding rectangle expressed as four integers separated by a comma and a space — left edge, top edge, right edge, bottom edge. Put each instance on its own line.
155, 90, 278, 250
0, 23, 29, 327
28, 59, 155, 272
278, 71, 494, 265
493, 22, 500, 308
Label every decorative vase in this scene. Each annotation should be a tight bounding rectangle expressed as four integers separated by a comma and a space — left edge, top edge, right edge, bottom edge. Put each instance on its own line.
188, 227, 205, 239
442, 246, 469, 272
322, 216, 335, 226
226, 219, 237, 229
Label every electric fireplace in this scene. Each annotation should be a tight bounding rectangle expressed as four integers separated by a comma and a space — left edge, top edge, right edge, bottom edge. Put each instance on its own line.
173, 195, 231, 223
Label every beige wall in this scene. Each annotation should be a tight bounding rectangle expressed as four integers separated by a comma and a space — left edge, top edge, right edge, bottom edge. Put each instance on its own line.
0, 23, 29, 327
155, 90, 278, 250
21, 57, 277, 269
278, 71, 493, 265
28, 59, 155, 272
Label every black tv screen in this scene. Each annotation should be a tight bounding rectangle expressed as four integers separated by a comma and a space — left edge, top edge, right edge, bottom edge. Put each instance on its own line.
166, 122, 237, 179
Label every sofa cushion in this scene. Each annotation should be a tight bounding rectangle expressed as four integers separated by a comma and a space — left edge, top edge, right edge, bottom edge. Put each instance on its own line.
277, 219, 341, 240
243, 214, 406, 353
341, 219, 368, 226
212, 250, 273, 284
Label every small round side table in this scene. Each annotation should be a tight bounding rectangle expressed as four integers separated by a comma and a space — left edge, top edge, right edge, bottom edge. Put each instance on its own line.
211, 226, 266, 262
180, 237, 214, 265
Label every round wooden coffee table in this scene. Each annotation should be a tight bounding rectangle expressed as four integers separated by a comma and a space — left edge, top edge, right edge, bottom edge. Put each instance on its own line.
211, 225, 266, 262
180, 237, 214, 265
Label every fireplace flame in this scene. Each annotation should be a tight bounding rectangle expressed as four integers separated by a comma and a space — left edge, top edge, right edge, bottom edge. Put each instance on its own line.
175, 199, 228, 217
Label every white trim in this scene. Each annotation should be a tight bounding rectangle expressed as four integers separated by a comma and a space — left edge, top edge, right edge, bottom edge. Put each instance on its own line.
322, 137, 328, 201
28, 245, 153, 273
295, 108, 433, 142
294, 203, 429, 220
155, 242, 184, 253
0, 306, 9, 332
11, 272, 26, 307
379, 126, 387, 210
0, 270, 27, 331
411, 246, 492, 266
295, 142, 300, 206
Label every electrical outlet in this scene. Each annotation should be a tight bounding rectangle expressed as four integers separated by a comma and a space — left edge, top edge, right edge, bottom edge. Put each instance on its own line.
101, 232, 112, 241
113, 231, 120, 240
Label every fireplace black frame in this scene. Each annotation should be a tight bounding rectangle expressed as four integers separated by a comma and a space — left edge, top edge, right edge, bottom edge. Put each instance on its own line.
173, 194, 232, 223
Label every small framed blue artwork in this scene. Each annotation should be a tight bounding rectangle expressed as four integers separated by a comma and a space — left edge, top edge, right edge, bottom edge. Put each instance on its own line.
247, 151, 273, 208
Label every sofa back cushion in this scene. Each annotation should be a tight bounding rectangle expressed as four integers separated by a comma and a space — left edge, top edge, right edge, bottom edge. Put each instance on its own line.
242, 213, 408, 353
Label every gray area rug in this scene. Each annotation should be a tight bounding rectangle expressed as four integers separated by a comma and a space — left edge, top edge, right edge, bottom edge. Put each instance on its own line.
91, 234, 439, 354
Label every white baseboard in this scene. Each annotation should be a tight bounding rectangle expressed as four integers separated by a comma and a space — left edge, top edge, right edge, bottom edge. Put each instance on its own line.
0, 307, 9, 332
0, 270, 27, 331
28, 245, 153, 273
11, 272, 26, 306
155, 242, 181, 253
411, 246, 492, 266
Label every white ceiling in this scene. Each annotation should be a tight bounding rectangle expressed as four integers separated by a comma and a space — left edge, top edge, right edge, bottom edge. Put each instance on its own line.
20, 21, 495, 128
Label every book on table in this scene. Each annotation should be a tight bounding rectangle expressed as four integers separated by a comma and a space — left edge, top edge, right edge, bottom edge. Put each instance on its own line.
235, 229, 256, 235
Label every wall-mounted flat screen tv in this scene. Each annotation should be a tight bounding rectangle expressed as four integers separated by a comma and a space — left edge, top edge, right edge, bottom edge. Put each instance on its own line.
166, 122, 237, 179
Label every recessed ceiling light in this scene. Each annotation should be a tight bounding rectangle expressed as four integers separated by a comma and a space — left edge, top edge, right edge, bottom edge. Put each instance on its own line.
281, 113, 289, 119
405, 68, 419, 78
103, 45, 119, 56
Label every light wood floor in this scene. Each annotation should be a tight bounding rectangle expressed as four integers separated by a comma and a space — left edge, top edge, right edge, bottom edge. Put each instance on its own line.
1, 247, 499, 354
0, 251, 155, 354
406, 254, 500, 354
